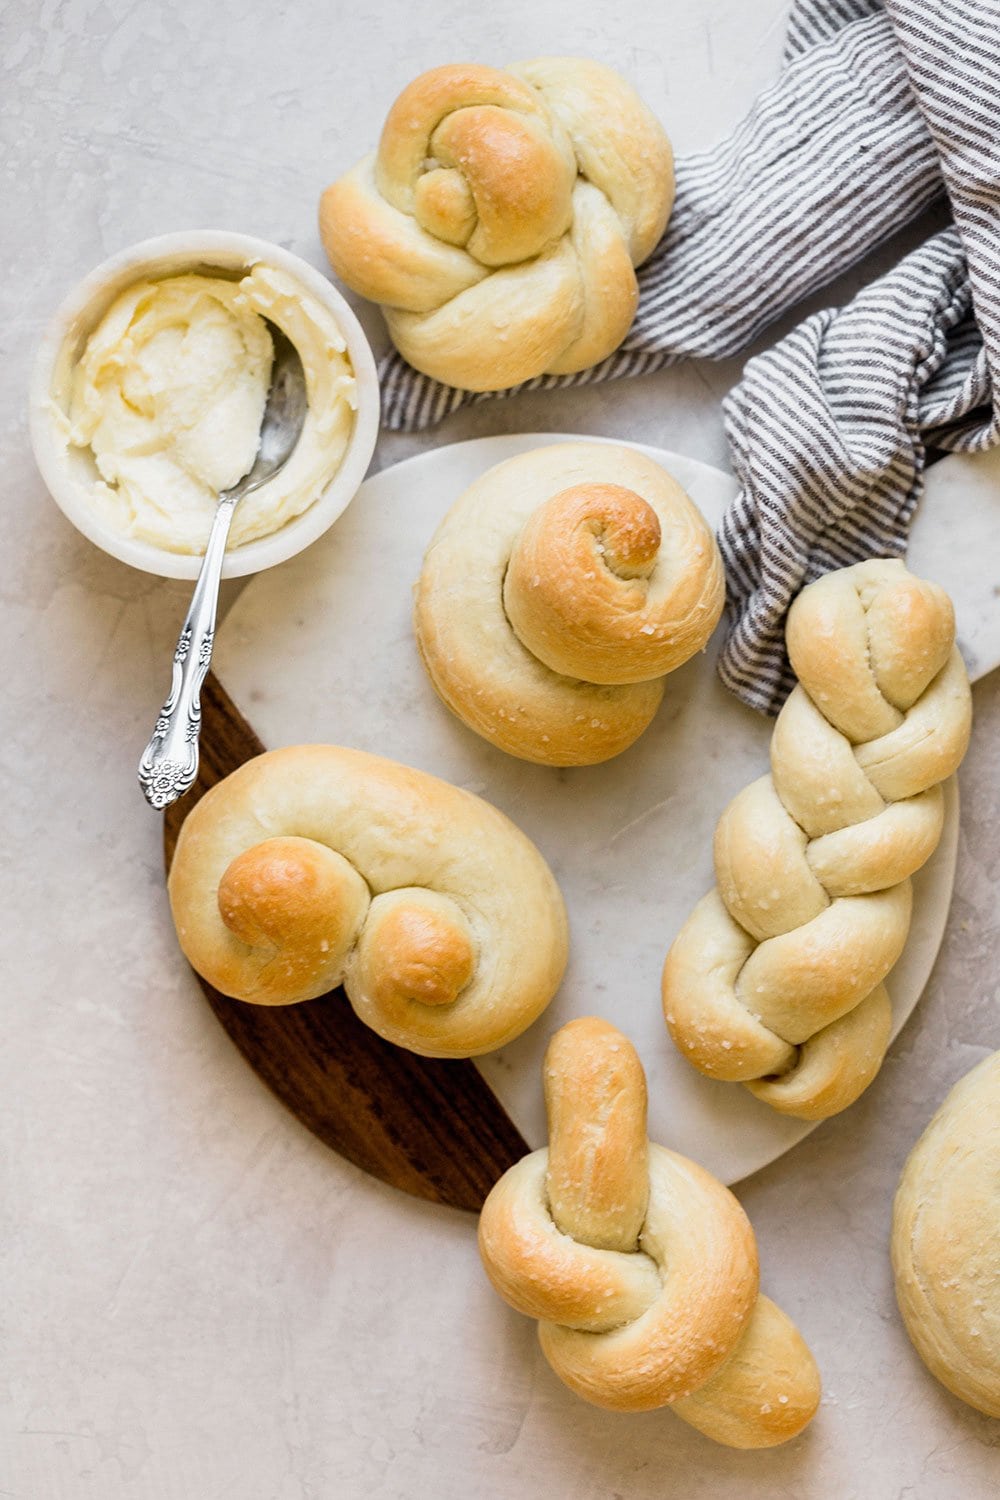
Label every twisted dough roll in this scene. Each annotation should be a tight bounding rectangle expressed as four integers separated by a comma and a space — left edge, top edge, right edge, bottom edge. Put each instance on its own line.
168, 745, 568, 1057
892, 1052, 1000, 1418
478, 1018, 820, 1447
415, 443, 724, 765
319, 59, 674, 391
663, 560, 972, 1119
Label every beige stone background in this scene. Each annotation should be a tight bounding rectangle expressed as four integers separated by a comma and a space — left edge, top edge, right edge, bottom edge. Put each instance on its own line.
2, 0, 998, 1495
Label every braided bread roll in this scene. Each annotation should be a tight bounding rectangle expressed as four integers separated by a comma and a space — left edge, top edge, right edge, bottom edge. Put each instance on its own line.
319, 59, 674, 391
415, 443, 724, 765
892, 1052, 1000, 1418
168, 745, 568, 1057
662, 560, 972, 1119
479, 1018, 820, 1447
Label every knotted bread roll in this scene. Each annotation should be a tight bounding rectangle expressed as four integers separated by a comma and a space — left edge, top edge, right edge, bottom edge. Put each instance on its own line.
892, 1051, 1000, 1418
662, 560, 972, 1119
479, 1017, 820, 1447
168, 745, 568, 1057
415, 443, 724, 765
319, 59, 674, 391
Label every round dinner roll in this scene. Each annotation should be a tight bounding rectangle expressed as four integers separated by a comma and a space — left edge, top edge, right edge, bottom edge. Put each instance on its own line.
414, 443, 724, 765
892, 1051, 1000, 1418
478, 1018, 821, 1447
168, 745, 568, 1057
319, 58, 674, 390
663, 559, 972, 1119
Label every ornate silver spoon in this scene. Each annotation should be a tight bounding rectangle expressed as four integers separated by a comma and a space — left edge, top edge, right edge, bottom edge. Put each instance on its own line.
137, 326, 307, 810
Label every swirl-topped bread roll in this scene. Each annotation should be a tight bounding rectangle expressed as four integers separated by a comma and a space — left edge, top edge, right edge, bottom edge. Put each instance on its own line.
168, 745, 568, 1057
662, 560, 972, 1119
478, 1018, 820, 1447
892, 1052, 1000, 1418
415, 443, 724, 764
319, 59, 673, 391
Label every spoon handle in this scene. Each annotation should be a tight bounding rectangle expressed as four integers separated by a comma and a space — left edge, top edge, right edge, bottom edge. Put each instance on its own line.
137, 495, 238, 810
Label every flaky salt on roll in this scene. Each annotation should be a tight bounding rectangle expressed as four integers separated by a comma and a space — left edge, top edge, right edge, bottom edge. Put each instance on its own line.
663, 560, 972, 1119
415, 443, 724, 765
320, 58, 674, 391
168, 745, 568, 1057
479, 1018, 821, 1447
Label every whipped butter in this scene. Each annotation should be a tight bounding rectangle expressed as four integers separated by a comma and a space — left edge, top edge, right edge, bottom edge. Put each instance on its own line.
65, 265, 357, 553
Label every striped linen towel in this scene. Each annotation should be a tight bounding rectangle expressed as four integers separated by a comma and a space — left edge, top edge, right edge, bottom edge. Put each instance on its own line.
378, 0, 1000, 713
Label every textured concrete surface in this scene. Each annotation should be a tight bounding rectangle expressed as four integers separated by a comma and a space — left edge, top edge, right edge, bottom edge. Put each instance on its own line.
3, 1, 999, 1496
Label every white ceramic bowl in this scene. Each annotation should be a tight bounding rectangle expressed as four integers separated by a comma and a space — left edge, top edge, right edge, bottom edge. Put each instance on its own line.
29, 231, 380, 580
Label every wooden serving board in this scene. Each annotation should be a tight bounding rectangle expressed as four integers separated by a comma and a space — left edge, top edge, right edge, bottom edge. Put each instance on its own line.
163, 672, 527, 1213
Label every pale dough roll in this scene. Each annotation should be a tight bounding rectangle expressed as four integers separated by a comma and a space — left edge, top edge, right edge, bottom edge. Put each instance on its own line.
320, 156, 487, 314
478, 1018, 820, 1446
385, 239, 584, 393
542, 1013, 649, 1250
543, 181, 640, 375
663, 560, 971, 1119
785, 563, 955, 740
374, 63, 567, 226
892, 1051, 1000, 1418
346, 888, 478, 1047
734, 880, 911, 1045
745, 986, 892, 1121
319, 58, 673, 391
671, 1295, 824, 1449
538, 1147, 759, 1411
715, 775, 944, 940
168, 744, 568, 1058
415, 443, 724, 765
512, 56, 674, 264
215, 835, 369, 998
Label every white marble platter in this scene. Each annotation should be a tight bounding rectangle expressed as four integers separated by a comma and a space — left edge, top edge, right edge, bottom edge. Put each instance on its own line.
211, 431, 992, 1184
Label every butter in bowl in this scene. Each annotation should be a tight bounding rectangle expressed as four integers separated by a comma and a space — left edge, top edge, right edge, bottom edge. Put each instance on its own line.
29, 231, 380, 580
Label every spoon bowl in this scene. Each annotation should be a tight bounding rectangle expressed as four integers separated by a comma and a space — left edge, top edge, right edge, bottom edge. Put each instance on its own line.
227, 326, 308, 501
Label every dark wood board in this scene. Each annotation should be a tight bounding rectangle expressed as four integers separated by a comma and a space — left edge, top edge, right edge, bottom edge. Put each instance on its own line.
162, 671, 529, 1213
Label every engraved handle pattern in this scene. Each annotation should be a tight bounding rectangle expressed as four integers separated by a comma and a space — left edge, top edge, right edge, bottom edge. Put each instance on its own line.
138, 496, 237, 810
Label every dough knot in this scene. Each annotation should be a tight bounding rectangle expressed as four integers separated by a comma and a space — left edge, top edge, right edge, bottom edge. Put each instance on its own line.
478, 1018, 820, 1447
169, 744, 568, 1057
663, 560, 972, 1119
320, 59, 675, 390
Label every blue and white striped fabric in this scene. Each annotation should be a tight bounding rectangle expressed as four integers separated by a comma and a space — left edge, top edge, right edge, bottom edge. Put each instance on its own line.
379, 0, 1000, 713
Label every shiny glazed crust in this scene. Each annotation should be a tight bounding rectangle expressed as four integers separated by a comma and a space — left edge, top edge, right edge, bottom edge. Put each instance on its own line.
662, 560, 972, 1120
168, 744, 568, 1057
414, 442, 724, 765
892, 1051, 1000, 1417
478, 1018, 820, 1446
319, 58, 674, 390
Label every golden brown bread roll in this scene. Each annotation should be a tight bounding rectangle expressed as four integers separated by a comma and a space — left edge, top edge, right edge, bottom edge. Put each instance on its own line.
415, 442, 724, 765
478, 1017, 821, 1447
319, 58, 674, 391
168, 745, 568, 1057
892, 1051, 1000, 1418
662, 560, 971, 1119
